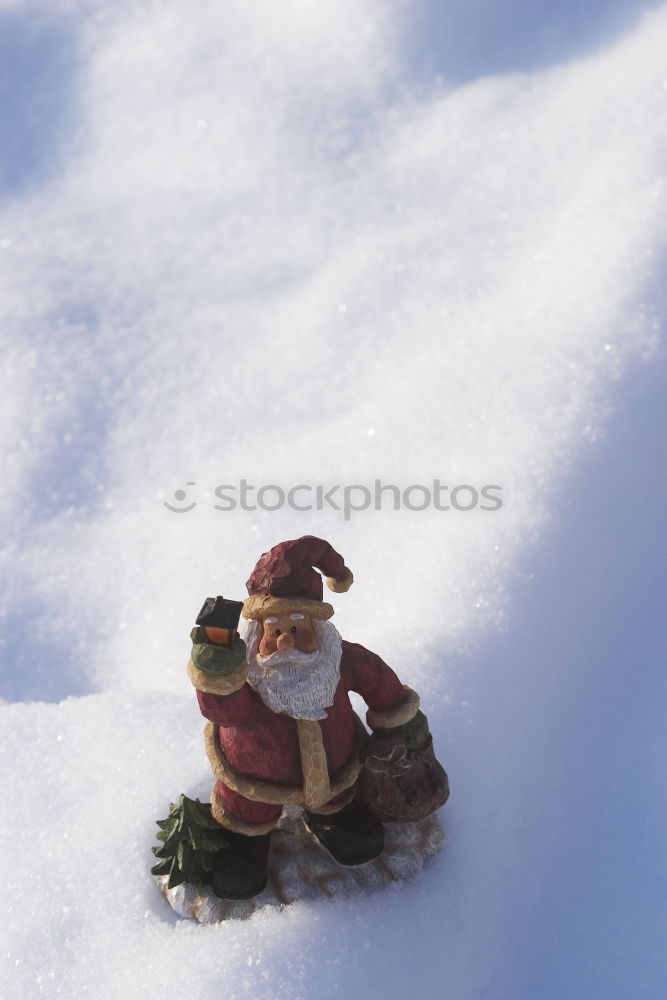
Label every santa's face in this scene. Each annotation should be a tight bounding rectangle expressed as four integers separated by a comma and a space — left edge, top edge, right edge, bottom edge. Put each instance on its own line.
258, 612, 318, 658
242, 615, 343, 721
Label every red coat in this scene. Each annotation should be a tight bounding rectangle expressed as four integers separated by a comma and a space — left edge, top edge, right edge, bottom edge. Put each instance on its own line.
197, 640, 406, 792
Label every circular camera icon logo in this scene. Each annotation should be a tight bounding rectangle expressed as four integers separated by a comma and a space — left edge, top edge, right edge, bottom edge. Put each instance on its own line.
164, 482, 198, 513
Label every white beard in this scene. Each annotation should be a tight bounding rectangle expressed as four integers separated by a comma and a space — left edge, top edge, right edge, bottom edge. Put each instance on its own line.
241, 618, 343, 721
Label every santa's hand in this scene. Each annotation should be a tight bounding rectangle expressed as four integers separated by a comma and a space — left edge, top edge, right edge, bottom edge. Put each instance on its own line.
190, 627, 247, 676
357, 711, 449, 822
369, 709, 431, 750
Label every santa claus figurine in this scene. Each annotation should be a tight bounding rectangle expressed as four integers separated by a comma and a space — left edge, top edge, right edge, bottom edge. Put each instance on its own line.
188, 535, 448, 900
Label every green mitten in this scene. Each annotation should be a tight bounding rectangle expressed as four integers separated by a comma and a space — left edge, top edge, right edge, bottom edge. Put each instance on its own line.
370, 709, 431, 750
190, 627, 247, 676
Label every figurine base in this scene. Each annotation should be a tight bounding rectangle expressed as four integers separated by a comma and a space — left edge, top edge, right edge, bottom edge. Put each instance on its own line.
155, 805, 444, 923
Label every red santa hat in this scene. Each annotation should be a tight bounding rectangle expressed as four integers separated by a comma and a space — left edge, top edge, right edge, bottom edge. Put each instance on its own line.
242, 535, 354, 620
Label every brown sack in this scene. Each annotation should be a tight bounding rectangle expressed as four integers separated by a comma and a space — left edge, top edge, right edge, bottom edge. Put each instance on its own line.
356, 735, 449, 824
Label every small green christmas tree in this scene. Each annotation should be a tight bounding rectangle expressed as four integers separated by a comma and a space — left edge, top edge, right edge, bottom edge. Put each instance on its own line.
151, 794, 229, 889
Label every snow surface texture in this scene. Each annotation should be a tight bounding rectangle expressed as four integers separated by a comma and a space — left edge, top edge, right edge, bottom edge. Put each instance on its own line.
0, 1, 665, 998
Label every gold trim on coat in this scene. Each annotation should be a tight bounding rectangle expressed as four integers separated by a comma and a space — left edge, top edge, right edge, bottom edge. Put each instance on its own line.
210, 785, 280, 835
366, 686, 420, 730
187, 658, 248, 696
203, 715, 368, 806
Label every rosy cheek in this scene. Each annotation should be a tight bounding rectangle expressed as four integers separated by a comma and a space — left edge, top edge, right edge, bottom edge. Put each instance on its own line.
259, 635, 277, 656
296, 630, 317, 651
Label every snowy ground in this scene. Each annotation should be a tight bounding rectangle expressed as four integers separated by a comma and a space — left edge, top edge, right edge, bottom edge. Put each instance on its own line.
1, 1, 665, 998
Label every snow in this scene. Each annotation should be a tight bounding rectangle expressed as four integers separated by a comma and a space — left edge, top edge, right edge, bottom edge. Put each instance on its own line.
1, 1, 665, 997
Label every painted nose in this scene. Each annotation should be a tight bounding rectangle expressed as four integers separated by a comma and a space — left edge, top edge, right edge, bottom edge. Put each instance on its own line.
277, 633, 294, 652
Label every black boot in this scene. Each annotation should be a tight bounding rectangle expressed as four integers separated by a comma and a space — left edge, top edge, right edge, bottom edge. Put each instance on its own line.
303, 800, 385, 866
210, 830, 271, 900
